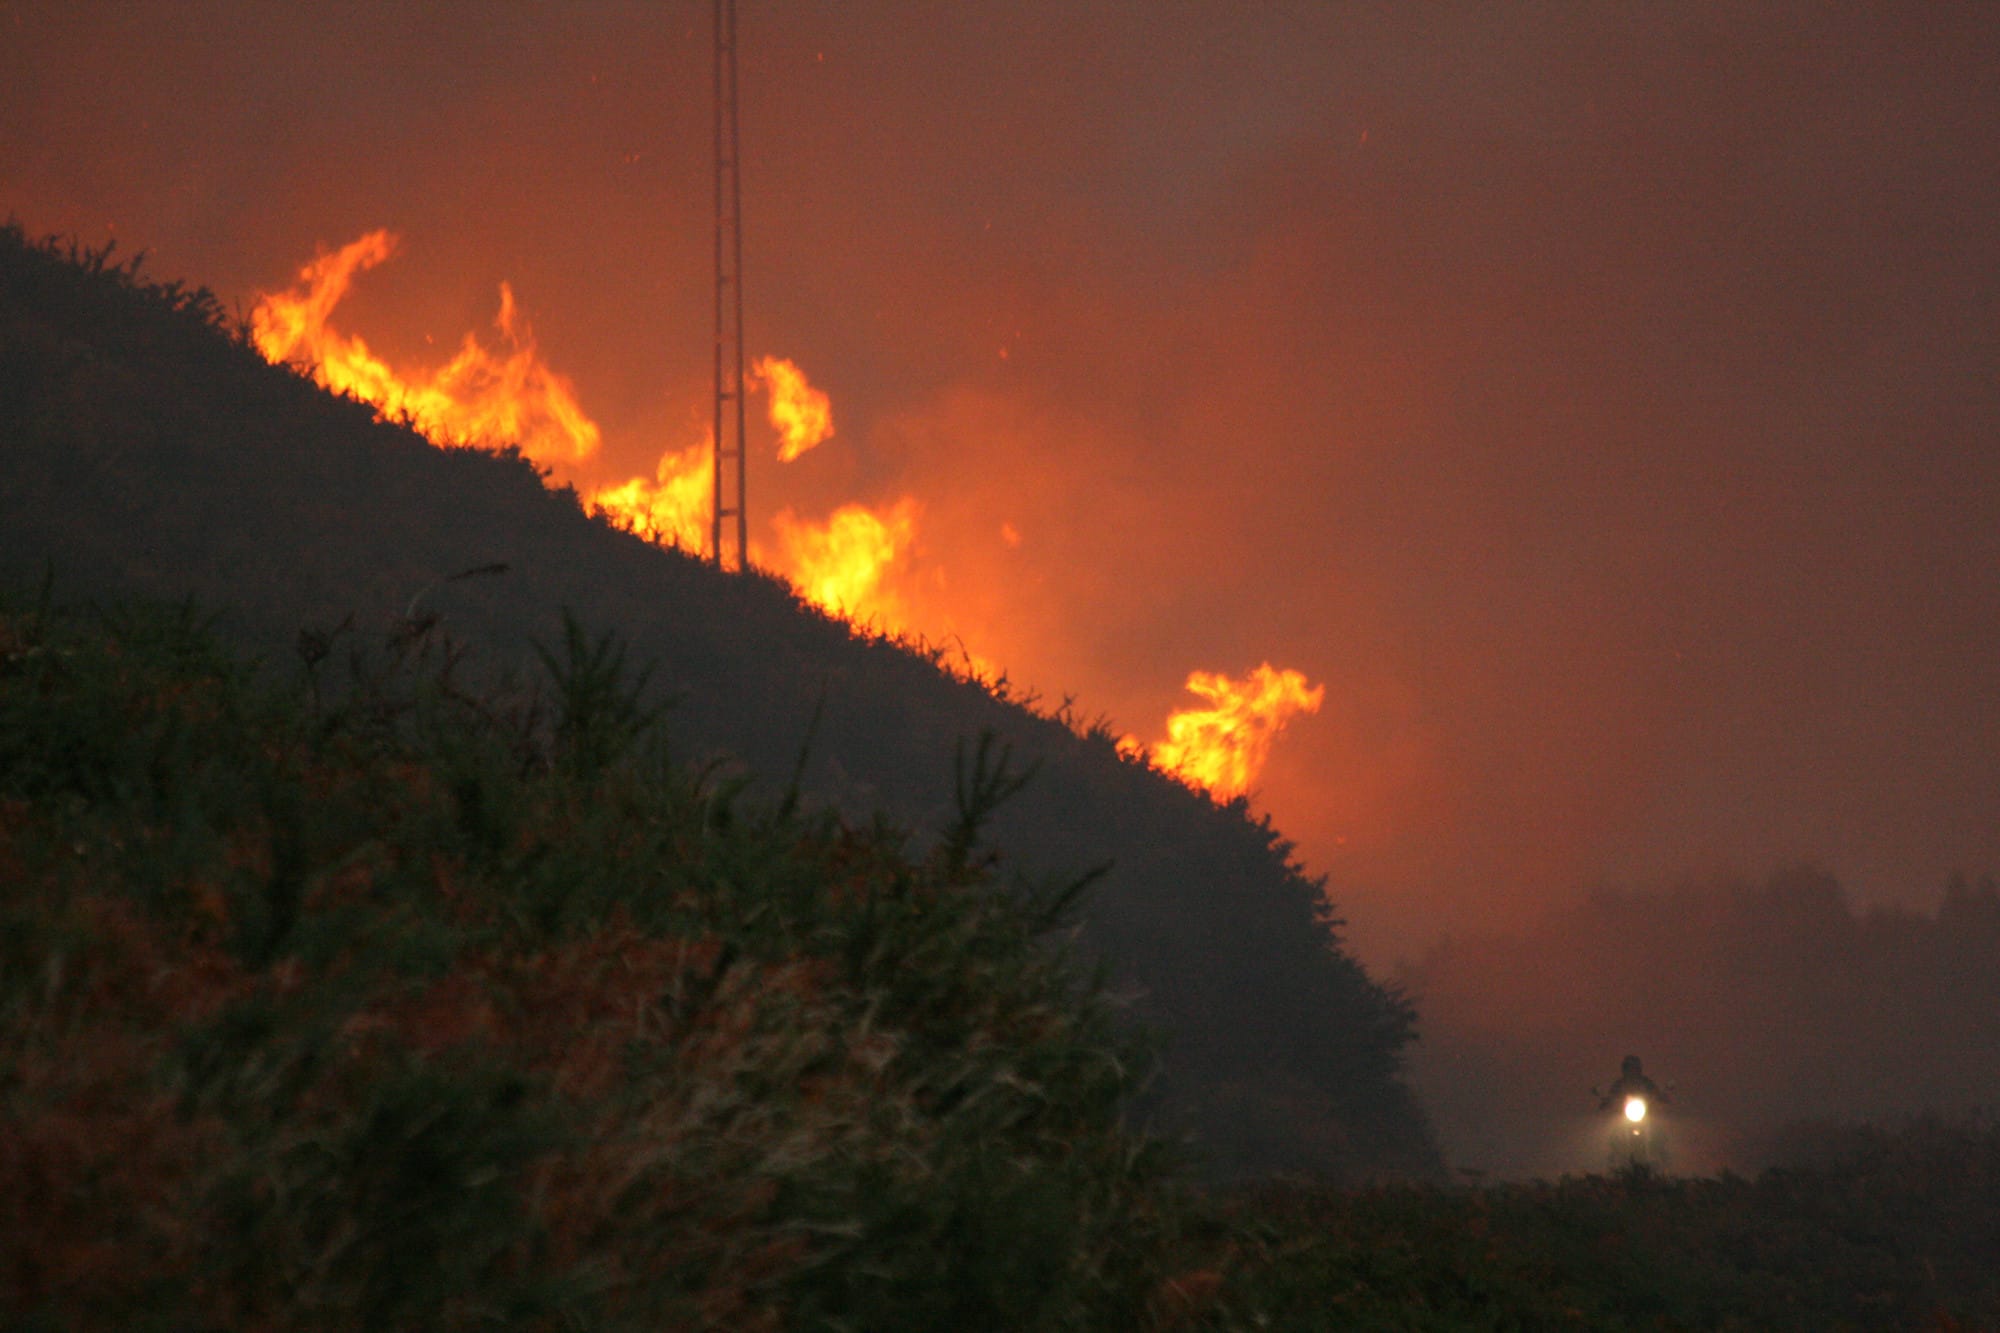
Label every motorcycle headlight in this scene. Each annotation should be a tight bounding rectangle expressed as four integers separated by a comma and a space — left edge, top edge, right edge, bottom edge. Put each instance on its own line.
1624, 1096, 1647, 1123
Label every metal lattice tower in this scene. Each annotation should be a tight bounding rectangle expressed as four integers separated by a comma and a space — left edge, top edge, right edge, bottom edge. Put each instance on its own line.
711, 0, 748, 569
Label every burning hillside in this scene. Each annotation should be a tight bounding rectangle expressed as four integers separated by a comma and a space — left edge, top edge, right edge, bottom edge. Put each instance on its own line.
1150, 664, 1326, 802
2, 216, 1438, 1183
250, 230, 1322, 801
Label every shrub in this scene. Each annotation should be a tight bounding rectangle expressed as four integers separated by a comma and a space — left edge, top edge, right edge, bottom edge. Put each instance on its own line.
0, 599, 1190, 1330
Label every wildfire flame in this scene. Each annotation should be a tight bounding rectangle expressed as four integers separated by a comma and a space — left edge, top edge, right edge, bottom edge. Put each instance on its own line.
584, 439, 713, 552
770, 499, 919, 621
251, 230, 600, 468
249, 231, 1323, 804
752, 355, 833, 461
586, 358, 834, 556
1149, 664, 1326, 802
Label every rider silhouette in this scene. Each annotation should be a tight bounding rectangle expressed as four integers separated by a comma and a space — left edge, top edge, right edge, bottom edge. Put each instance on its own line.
1597, 1054, 1668, 1112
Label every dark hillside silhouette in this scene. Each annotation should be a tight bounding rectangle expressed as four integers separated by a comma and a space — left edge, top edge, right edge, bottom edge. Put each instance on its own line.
0, 223, 1436, 1178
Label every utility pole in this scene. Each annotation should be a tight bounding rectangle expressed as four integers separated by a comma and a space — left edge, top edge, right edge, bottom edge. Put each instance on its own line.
711, 0, 748, 569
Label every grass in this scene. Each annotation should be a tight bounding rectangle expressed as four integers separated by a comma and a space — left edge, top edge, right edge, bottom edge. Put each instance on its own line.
7, 595, 1999, 1331
0, 595, 1197, 1330
1204, 1119, 2000, 1330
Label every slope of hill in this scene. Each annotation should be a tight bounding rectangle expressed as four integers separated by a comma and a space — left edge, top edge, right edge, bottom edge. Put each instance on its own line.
0, 223, 1437, 1179
1, 595, 1203, 1329
11, 570, 1998, 1333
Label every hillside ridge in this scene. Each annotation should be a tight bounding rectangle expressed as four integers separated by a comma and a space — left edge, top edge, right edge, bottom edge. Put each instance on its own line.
0, 222, 1436, 1178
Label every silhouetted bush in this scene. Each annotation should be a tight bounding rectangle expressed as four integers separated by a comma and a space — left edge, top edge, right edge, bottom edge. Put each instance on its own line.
0, 599, 1193, 1330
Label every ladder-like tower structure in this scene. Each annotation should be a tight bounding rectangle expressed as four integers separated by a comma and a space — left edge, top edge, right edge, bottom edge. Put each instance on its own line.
711, 0, 748, 569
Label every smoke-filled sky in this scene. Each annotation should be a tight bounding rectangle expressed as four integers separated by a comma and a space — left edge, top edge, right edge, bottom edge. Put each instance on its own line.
9, 1, 1999, 965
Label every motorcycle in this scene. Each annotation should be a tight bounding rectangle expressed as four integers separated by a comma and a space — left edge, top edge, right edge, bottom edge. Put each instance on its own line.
1606, 1090, 1667, 1171
1594, 1056, 1673, 1172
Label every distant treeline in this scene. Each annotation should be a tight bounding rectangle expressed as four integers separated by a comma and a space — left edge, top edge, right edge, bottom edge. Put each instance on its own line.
1409, 865, 2000, 1176
0, 220, 1436, 1179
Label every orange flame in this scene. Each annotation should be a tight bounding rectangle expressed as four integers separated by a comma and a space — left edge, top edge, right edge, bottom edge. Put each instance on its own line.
249, 232, 1323, 805
769, 499, 919, 621
1150, 664, 1326, 802
752, 355, 833, 462
589, 358, 834, 560
584, 439, 713, 552
251, 230, 600, 468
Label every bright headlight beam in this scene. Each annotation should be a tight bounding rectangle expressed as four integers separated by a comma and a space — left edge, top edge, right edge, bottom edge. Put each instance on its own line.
1624, 1096, 1647, 1123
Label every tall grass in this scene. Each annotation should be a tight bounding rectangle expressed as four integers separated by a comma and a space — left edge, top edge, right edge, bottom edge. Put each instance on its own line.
1204, 1122, 2000, 1332
0, 597, 1198, 1330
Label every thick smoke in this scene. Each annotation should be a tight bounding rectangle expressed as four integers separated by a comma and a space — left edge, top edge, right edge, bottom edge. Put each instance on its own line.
1405, 867, 2000, 1176
8, 2, 1999, 1163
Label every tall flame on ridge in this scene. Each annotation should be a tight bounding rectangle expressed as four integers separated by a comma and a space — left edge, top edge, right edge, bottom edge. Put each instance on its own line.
249, 230, 1321, 804
585, 439, 714, 552
770, 499, 919, 621
752, 355, 833, 461
588, 359, 833, 556
1150, 664, 1326, 802
251, 230, 600, 468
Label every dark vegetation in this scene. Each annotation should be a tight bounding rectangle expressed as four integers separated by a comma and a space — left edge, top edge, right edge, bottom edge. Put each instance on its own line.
1212, 1116, 2000, 1331
0, 219, 1432, 1180
7, 223, 2000, 1329
0, 594, 1191, 1329
5, 597, 1997, 1332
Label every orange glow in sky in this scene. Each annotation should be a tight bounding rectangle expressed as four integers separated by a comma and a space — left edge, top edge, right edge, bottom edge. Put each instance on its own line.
249, 231, 1324, 803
